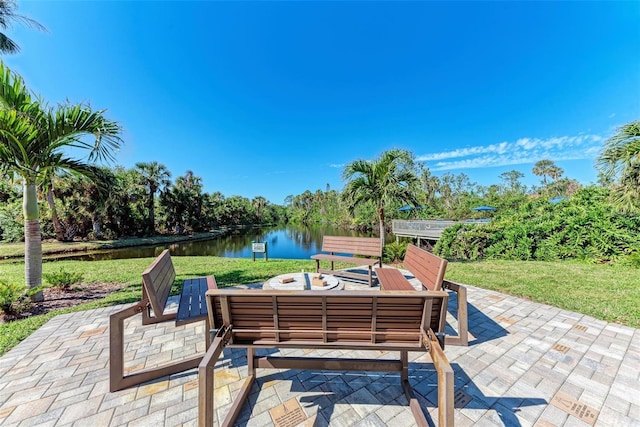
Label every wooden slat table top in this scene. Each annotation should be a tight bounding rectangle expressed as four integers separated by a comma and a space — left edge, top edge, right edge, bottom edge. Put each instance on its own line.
376, 268, 417, 291
176, 276, 213, 326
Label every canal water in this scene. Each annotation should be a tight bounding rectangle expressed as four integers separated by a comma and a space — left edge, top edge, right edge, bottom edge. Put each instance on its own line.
41, 225, 387, 262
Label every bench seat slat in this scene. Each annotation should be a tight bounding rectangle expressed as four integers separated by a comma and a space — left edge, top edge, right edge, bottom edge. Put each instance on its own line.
376, 268, 416, 291
176, 277, 213, 325
310, 254, 380, 265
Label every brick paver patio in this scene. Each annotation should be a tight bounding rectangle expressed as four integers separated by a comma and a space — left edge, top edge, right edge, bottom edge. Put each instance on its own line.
1, 274, 638, 426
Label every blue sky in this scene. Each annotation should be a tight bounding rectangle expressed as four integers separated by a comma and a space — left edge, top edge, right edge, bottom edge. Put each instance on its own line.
6, 1, 640, 204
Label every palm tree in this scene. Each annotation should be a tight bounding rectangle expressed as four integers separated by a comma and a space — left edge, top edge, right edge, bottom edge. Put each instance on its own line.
499, 170, 525, 194
135, 161, 171, 235
252, 196, 268, 222
0, 0, 46, 54
0, 62, 122, 299
597, 120, 640, 213
420, 167, 441, 205
532, 159, 563, 186
342, 149, 420, 246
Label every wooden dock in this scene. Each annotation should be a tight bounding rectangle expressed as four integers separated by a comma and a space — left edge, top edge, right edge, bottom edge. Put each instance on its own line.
392, 219, 490, 240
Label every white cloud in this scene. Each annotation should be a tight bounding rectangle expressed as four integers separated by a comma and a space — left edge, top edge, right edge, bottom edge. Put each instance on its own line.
417, 133, 604, 171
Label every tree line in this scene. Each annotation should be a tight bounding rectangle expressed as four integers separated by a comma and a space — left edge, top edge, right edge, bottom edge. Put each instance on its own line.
0, 163, 287, 242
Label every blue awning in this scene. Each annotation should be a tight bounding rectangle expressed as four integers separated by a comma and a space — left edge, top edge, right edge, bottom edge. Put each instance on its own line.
472, 205, 497, 211
549, 197, 567, 204
398, 205, 424, 211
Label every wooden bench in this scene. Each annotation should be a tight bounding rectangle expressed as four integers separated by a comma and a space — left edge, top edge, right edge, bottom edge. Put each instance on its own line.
198, 289, 454, 427
310, 235, 382, 286
109, 249, 217, 392
376, 244, 448, 291
376, 244, 468, 346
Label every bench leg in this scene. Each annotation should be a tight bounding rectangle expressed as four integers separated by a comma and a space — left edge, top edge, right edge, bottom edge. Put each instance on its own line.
199, 340, 255, 427
205, 317, 211, 350
141, 286, 176, 325
198, 328, 231, 427
110, 304, 203, 392
428, 331, 454, 426
400, 350, 408, 382
247, 347, 255, 375
399, 350, 429, 427
402, 380, 429, 427
444, 281, 469, 346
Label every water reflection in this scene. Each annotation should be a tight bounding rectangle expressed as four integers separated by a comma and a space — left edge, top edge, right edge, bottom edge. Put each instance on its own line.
41, 225, 387, 262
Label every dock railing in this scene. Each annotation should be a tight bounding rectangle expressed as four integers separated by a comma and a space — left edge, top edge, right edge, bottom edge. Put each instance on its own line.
392, 219, 490, 240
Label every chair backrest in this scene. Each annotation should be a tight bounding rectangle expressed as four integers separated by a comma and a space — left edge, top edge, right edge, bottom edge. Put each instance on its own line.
404, 244, 448, 291
321, 236, 382, 258
141, 249, 176, 315
206, 289, 448, 349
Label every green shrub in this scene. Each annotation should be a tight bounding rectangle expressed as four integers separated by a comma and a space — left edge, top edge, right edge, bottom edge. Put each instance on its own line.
43, 269, 84, 290
435, 186, 640, 263
434, 223, 463, 259
383, 241, 408, 263
0, 203, 24, 243
435, 223, 495, 260
620, 252, 640, 268
0, 281, 36, 315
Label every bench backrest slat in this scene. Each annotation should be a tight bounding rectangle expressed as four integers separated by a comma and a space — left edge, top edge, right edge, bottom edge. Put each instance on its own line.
141, 249, 176, 315
404, 244, 448, 291
207, 290, 448, 347
321, 236, 382, 258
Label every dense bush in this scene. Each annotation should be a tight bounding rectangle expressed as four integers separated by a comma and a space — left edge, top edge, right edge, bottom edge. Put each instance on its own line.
43, 269, 84, 290
383, 241, 408, 263
0, 281, 43, 316
0, 202, 23, 242
435, 187, 640, 263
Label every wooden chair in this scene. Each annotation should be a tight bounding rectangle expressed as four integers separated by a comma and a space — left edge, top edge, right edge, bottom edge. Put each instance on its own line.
311, 236, 383, 286
109, 249, 217, 392
198, 289, 454, 427
376, 245, 468, 346
377, 244, 447, 291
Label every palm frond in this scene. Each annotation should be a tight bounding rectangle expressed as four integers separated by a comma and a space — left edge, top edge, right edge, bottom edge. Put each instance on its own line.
43, 104, 123, 163
0, 62, 34, 108
0, 33, 19, 54
597, 120, 640, 180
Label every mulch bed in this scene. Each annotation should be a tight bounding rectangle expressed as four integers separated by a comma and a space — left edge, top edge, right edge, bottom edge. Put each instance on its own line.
1, 282, 122, 323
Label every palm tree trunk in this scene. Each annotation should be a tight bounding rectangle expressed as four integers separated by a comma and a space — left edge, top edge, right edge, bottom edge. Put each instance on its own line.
148, 187, 156, 236
92, 212, 103, 239
23, 182, 43, 302
46, 187, 66, 241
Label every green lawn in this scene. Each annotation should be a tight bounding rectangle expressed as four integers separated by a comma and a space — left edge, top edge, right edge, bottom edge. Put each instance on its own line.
0, 256, 638, 356
446, 260, 639, 328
